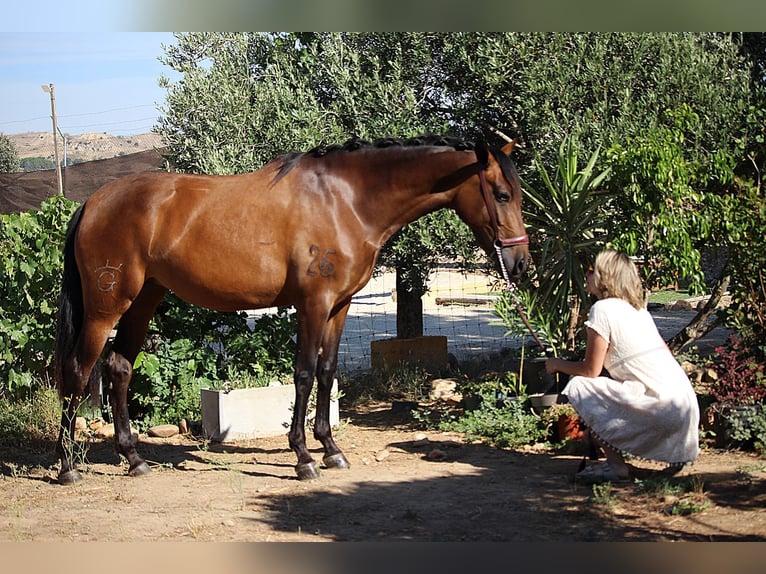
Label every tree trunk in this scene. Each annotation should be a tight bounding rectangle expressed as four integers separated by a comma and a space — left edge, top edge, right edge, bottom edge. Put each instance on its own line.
395, 265, 424, 339
667, 273, 730, 352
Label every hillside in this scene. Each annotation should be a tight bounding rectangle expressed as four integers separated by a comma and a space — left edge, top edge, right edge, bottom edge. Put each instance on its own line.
9, 131, 164, 163
0, 148, 168, 214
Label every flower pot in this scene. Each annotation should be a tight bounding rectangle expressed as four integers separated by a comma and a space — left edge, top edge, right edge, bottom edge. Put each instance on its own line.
556, 414, 584, 442
522, 357, 564, 395
529, 392, 560, 414
201, 379, 340, 442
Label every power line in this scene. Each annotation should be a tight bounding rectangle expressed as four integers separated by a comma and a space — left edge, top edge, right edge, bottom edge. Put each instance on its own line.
60, 116, 158, 130
58, 104, 157, 120
1, 105, 159, 130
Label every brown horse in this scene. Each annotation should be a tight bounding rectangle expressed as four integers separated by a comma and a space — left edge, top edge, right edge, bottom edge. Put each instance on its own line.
54, 135, 529, 483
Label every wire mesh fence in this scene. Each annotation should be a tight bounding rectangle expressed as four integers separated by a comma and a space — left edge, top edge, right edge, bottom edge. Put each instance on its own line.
248, 269, 523, 375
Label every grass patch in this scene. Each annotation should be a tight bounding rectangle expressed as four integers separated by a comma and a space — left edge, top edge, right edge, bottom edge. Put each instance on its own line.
648, 289, 690, 305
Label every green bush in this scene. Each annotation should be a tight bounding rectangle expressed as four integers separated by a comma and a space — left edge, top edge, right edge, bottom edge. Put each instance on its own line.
0, 387, 61, 443
130, 296, 297, 426
0, 134, 20, 173
440, 391, 547, 448
0, 196, 78, 399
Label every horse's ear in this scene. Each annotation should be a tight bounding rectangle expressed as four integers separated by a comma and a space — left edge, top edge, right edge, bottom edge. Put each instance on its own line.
475, 139, 489, 166
500, 139, 517, 157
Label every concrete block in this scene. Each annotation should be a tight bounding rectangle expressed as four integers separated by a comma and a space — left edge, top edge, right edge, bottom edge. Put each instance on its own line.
370, 335, 448, 372
201, 379, 339, 442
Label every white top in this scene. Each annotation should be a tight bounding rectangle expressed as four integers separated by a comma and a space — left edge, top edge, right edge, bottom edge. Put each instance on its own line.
562, 298, 699, 465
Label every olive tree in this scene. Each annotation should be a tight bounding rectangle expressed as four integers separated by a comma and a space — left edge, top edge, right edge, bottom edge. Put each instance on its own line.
0, 133, 19, 173
157, 32, 483, 339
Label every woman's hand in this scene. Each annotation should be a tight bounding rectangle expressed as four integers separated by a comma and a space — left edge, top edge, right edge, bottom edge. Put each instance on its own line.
545, 358, 560, 375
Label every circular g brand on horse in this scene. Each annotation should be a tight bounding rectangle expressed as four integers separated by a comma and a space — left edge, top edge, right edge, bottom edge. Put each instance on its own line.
95, 261, 123, 292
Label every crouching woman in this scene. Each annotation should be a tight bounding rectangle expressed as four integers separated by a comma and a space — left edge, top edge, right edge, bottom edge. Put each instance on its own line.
546, 249, 699, 483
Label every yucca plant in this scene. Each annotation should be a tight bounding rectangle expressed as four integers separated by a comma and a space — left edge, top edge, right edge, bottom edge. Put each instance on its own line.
497, 134, 615, 353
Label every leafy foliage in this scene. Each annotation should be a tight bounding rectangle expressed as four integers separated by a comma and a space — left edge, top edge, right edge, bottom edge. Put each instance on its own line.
606, 105, 721, 293
495, 135, 613, 353
717, 175, 766, 358
130, 297, 297, 425
708, 334, 766, 407
440, 394, 547, 448
0, 196, 78, 398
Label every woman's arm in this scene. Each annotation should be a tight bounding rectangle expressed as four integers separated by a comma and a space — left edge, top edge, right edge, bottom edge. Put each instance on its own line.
545, 327, 608, 378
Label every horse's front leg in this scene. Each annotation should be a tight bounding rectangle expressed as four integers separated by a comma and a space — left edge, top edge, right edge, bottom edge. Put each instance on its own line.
288, 310, 324, 480
289, 360, 320, 480
314, 303, 350, 470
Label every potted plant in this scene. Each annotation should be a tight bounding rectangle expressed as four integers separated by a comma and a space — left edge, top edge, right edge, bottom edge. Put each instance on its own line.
539, 401, 583, 442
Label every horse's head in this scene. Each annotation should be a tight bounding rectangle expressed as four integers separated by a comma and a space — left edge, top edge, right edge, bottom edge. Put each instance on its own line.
452, 140, 529, 284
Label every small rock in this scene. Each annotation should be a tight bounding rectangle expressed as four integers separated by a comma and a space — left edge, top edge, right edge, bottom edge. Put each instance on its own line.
413, 432, 428, 441
429, 378, 462, 402
426, 449, 447, 461
89, 418, 104, 431
75, 417, 87, 431
375, 449, 391, 462
179, 419, 189, 434
148, 424, 179, 438
95, 423, 115, 438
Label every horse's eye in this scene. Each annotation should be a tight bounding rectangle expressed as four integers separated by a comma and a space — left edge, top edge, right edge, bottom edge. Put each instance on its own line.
494, 191, 510, 203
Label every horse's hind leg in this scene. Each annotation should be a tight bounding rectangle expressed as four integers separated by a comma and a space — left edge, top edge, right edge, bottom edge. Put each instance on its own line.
107, 281, 167, 477
315, 302, 351, 471
56, 318, 114, 484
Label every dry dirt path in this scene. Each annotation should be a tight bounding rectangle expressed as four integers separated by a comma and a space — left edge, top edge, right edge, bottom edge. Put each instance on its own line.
1, 403, 764, 542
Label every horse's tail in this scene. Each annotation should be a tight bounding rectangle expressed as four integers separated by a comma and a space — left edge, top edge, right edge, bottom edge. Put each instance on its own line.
54, 203, 100, 402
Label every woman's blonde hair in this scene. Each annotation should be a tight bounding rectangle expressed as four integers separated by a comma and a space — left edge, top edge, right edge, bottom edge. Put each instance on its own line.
592, 249, 645, 310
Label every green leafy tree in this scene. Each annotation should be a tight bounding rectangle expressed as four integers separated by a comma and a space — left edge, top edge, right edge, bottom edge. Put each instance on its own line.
443, 33, 755, 350
606, 105, 718, 294
157, 32, 760, 348
157, 32, 480, 339
0, 133, 20, 173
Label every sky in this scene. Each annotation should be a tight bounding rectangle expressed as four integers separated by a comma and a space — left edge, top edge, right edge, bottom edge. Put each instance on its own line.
0, 32, 178, 137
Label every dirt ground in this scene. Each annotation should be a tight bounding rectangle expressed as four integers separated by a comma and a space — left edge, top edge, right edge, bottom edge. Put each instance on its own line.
1, 401, 764, 542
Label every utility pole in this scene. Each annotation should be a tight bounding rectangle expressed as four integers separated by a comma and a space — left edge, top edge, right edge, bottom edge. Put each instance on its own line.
41, 83, 64, 197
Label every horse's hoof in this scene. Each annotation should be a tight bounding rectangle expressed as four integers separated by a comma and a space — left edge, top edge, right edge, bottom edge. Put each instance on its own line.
323, 453, 350, 470
128, 461, 151, 477
58, 469, 83, 485
295, 461, 320, 481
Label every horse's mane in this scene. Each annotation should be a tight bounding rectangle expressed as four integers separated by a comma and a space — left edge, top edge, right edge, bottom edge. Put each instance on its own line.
273, 134, 475, 184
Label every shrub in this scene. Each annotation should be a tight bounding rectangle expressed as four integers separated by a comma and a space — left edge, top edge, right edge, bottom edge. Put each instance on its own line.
0, 387, 61, 443
130, 297, 297, 426
0, 133, 20, 173
708, 334, 766, 407
0, 196, 78, 399
440, 391, 547, 448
